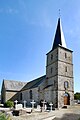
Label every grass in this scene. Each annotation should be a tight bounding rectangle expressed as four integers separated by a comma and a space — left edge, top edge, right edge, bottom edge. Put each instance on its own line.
0, 113, 11, 120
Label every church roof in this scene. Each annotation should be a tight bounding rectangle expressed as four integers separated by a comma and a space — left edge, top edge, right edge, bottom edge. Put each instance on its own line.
3, 80, 27, 91
52, 18, 66, 50
21, 75, 46, 91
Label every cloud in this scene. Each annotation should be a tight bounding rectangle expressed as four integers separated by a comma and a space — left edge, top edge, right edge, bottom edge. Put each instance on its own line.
18, 0, 26, 9
65, 17, 80, 41
24, 10, 53, 29
0, 8, 18, 14
6, 8, 18, 14
29, 19, 52, 29
17, 0, 53, 28
39, 10, 53, 28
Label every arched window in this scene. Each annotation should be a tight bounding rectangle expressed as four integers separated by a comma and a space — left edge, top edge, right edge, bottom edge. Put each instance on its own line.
64, 81, 69, 89
30, 90, 32, 99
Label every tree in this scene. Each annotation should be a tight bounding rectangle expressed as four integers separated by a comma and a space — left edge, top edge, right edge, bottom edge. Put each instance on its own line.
74, 92, 80, 100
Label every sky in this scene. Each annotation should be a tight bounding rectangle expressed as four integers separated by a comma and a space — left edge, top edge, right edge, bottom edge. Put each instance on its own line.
0, 0, 80, 93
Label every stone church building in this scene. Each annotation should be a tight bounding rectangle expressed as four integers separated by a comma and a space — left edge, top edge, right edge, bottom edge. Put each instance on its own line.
1, 18, 74, 108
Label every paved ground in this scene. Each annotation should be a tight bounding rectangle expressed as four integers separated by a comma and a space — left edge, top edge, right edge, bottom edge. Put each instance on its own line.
53, 105, 80, 120
1, 105, 80, 120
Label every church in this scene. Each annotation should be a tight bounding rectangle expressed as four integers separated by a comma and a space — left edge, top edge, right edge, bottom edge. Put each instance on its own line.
1, 18, 74, 108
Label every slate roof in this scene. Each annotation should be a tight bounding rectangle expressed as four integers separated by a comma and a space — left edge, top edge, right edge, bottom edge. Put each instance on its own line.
21, 75, 46, 91
3, 80, 27, 91
52, 18, 66, 50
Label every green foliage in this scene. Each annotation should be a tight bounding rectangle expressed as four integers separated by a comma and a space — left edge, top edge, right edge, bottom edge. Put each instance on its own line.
74, 92, 80, 100
4, 101, 14, 108
0, 113, 11, 120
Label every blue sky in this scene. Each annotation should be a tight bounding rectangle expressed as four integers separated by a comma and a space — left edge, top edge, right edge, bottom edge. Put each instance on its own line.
0, 0, 80, 93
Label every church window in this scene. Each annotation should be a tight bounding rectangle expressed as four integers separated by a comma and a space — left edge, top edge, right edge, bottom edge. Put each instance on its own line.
30, 90, 32, 99
51, 54, 53, 60
65, 66, 67, 72
20, 93, 22, 100
64, 81, 69, 89
51, 67, 53, 74
65, 53, 67, 58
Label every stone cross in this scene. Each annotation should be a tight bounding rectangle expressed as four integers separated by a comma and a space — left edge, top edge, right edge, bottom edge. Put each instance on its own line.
49, 102, 53, 111
30, 100, 36, 111
23, 100, 26, 108
42, 100, 46, 111
14, 100, 18, 110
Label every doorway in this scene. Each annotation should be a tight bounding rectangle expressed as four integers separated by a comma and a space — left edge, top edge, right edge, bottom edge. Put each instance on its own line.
64, 93, 70, 105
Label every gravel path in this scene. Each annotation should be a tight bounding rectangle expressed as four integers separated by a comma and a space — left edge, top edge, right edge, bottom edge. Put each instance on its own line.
10, 111, 55, 120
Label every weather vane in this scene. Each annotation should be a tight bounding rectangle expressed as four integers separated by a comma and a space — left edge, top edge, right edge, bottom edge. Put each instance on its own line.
59, 9, 61, 18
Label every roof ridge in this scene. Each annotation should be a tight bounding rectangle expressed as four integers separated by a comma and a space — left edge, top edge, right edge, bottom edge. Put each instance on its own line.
3, 79, 27, 83
26, 75, 46, 84
21, 75, 46, 91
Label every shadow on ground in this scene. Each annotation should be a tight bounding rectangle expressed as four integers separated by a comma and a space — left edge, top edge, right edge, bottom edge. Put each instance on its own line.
54, 113, 80, 120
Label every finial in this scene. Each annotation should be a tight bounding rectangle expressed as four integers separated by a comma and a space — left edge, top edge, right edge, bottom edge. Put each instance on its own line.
59, 9, 61, 18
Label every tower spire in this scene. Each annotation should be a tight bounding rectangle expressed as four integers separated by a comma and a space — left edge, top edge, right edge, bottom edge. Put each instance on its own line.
52, 18, 66, 50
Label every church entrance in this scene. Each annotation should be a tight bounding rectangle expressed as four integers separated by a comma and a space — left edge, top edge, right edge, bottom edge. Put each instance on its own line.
64, 93, 70, 105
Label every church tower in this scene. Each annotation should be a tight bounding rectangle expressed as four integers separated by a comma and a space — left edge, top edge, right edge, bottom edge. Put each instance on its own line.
46, 18, 74, 108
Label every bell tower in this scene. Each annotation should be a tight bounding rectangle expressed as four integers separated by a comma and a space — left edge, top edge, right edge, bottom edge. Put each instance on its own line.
46, 18, 74, 108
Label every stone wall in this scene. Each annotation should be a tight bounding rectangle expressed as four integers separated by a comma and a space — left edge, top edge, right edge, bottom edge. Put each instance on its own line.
46, 48, 58, 66
58, 61, 73, 77
1, 88, 6, 103
6, 91, 19, 101
58, 47, 72, 64
57, 47, 74, 108
21, 87, 38, 105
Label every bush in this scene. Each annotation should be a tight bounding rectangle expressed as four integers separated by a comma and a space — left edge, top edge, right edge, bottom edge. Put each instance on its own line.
4, 101, 14, 108
74, 92, 80, 100
0, 113, 11, 120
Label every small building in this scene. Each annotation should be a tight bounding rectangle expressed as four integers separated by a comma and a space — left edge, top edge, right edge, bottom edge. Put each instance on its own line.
1, 18, 74, 108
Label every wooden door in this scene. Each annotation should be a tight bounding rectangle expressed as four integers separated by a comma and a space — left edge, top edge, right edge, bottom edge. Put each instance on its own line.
64, 95, 70, 105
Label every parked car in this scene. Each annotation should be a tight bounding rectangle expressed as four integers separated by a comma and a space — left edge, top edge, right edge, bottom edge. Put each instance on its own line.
77, 100, 80, 104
